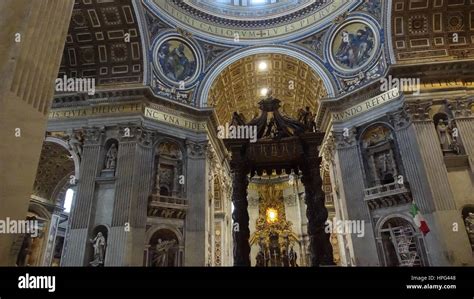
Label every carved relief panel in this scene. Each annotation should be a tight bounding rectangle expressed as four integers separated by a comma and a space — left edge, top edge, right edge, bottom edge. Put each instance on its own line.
361, 125, 401, 187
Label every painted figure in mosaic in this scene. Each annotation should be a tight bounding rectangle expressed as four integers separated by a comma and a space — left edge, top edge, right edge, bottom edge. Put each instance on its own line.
335, 26, 374, 69
159, 41, 196, 82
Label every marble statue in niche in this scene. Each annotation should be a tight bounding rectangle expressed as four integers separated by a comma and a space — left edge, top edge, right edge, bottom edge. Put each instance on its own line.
436, 119, 452, 151
89, 232, 106, 267
105, 144, 118, 170
152, 239, 177, 267
297, 106, 316, 132
435, 118, 461, 154
67, 131, 83, 159
465, 212, 474, 250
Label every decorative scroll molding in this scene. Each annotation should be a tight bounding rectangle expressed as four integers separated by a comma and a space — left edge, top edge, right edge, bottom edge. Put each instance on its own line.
83, 127, 104, 145
186, 140, 208, 159
448, 98, 473, 119
333, 127, 357, 149
389, 105, 411, 130
405, 101, 432, 122
137, 127, 156, 147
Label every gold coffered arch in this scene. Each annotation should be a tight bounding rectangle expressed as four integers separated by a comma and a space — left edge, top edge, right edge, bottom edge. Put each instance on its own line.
208, 53, 328, 124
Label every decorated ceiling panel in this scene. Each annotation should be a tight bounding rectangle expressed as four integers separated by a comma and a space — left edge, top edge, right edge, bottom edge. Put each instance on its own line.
58, 0, 144, 87
33, 143, 74, 201
208, 53, 327, 124
391, 0, 474, 64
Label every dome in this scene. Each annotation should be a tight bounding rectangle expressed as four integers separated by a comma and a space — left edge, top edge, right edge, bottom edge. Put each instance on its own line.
145, 0, 359, 44
186, 0, 314, 21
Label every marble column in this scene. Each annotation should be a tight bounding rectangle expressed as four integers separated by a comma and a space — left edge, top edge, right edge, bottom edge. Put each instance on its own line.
106, 126, 155, 266
42, 208, 62, 266
0, 0, 74, 265
450, 98, 474, 170
333, 129, 379, 266
61, 127, 104, 266
230, 160, 250, 266
300, 156, 335, 266
389, 107, 435, 213
184, 140, 210, 266
406, 101, 472, 265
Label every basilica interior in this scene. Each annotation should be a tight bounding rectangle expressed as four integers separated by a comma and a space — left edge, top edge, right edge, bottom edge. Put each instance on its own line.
0, 0, 473, 267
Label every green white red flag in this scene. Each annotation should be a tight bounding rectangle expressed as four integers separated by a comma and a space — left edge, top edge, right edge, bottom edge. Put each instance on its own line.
410, 202, 430, 235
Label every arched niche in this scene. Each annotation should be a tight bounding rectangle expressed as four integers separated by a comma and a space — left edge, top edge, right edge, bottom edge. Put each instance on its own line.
433, 112, 463, 155
145, 227, 182, 267
462, 205, 474, 252
360, 123, 402, 187
376, 215, 428, 267
88, 225, 108, 267
152, 140, 184, 197
101, 139, 119, 176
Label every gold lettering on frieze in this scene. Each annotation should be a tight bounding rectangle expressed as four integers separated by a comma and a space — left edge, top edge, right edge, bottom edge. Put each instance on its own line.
154, 0, 347, 40
331, 88, 400, 122
48, 103, 142, 120
144, 107, 207, 132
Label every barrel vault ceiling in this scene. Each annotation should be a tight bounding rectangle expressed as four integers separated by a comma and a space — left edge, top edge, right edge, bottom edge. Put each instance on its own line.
208, 53, 327, 124
58, 0, 144, 87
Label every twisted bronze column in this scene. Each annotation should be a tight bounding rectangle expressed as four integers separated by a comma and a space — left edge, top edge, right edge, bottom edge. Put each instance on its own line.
301, 157, 335, 266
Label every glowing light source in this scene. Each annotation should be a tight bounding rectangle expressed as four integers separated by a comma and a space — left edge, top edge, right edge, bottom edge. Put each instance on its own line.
266, 208, 278, 223
258, 61, 268, 71
64, 188, 74, 213
260, 88, 268, 96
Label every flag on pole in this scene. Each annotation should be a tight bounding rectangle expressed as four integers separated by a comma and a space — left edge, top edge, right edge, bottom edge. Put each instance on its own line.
410, 202, 430, 235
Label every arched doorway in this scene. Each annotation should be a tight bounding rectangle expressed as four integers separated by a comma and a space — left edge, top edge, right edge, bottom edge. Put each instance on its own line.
377, 216, 428, 267
14, 139, 79, 266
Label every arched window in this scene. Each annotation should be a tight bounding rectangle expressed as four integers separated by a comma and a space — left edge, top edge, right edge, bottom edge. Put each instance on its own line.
63, 188, 74, 213
159, 186, 169, 196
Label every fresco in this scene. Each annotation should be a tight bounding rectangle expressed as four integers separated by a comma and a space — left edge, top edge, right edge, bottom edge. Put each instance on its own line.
157, 39, 197, 83
331, 22, 376, 71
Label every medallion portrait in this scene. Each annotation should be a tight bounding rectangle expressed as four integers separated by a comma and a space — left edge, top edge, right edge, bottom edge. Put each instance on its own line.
331, 22, 377, 72
156, 38, 198, 84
